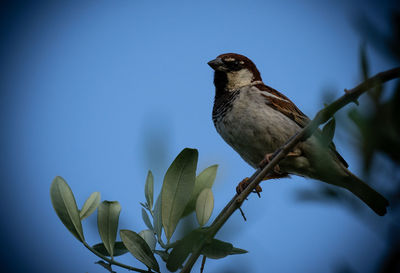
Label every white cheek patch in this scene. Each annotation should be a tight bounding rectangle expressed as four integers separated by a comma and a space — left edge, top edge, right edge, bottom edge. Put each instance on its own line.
226, 69, 254, 90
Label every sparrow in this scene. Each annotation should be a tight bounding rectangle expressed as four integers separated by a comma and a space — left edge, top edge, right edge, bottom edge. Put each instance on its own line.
208, 53, 389, 216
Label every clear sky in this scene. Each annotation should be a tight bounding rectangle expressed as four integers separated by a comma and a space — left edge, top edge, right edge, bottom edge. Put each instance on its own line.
0, 0, 397, 272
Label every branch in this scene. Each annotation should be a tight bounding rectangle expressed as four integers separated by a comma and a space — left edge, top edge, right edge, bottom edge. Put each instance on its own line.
83, 242, 153, 273
180, 67, 400, 273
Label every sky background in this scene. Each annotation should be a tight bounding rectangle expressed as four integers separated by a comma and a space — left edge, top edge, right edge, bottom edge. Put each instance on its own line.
0, 0, 398, 273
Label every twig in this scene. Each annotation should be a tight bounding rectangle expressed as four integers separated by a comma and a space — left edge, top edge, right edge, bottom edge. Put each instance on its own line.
238, 207, 247, 221
200, 255, 207, 273
180, 67, 400, 273
83, 242, 153, 273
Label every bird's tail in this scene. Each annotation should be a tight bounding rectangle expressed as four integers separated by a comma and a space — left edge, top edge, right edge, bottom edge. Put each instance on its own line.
340, 170, 389, 216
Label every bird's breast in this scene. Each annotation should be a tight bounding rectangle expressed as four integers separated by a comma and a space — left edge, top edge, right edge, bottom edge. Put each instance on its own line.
213, 87, 301, 167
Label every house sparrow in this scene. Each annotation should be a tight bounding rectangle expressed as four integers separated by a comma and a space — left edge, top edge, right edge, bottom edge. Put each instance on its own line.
208, 53, 389, 216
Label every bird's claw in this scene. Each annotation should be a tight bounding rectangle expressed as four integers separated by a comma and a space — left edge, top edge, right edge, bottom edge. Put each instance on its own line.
259, 153, 282, 173
236, 177, 262, 197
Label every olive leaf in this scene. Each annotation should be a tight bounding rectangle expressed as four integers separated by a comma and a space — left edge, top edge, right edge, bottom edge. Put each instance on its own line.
142, 208, 153, 231
145, 170, 154, 210
92, 241, 129, 257
97, 201, 121, 258
195, 188, 214, 227
182, 165, 218, 217
139, 229, 156, 251
162, 148, 198, 242
120, 229, 160, 272
50, 176, 85, 242
166, 230, 205, 272
153, 193, 162, 240
80, 192, 101, 220
202, 239, 248, 259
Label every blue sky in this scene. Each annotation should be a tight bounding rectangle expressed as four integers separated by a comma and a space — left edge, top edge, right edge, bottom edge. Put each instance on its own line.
0, 1, 396, 272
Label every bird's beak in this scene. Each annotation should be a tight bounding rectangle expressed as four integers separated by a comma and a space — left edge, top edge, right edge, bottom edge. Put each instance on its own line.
207, 58, 224, 70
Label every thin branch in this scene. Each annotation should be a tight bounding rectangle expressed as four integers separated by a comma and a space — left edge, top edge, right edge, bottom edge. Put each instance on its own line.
83, 242, 153, 273
180, 67, 400, 273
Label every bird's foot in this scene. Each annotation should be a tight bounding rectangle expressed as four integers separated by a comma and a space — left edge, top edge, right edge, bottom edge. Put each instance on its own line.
259, 153, 282, 173
236, 177, 262, 197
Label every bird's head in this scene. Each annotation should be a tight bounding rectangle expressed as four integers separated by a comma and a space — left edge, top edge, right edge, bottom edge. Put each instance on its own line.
208, 53, 262, 91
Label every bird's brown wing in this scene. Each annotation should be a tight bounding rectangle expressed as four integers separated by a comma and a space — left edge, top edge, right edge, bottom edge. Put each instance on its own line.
256, 83, 349, 168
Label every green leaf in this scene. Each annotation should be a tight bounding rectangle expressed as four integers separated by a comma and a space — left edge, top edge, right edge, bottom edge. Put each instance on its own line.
141, 208, 153, 231
162, 148, 198, 241
139, 229, 156, 251
230, 247, 248, 255
97, 201, 121, 258
80, 192, 101, 220
120, 229, 160, 272
166, 230, 205, 272
321, 117, 336, 145
92, 241, 129, 257
50, 176, 85, 242
154, 250, 169, 262
153, 193, 162, 240
182, 165, 218, 217
145, 170, 154, 210
195, 188, 214, 227
360, 43, 369, 81
202, 239, 248, 259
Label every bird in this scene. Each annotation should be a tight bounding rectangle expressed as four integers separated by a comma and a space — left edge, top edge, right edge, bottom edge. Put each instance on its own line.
208, 53, 389, 216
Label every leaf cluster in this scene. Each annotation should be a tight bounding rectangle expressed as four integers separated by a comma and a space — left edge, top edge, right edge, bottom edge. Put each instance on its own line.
50, 148, 247, 273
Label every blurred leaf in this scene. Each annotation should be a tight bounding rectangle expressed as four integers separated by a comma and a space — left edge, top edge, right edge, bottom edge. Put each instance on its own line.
154, 250, 169, 262
139, 229, 156, 251
50, 176, 85, 242
92, 241, 129, 257
230, 247, 248, 255
153, 194, 162, 240
162, 148, 198, 242
145, 170, 154, 210
139, 202, 148, 210
97, 201, 121, 258
120, 229, 160, 272
360, 43, 369, 81
166, 230, 205, 272
80, 192, 101, 220
202, 239, 248, 259
321, 117, 336, 145
142, 208, 153, 231
195, 188, 214, 227
182, 165, 218, 217
166, 230, 247, 271
360, 44, 384, 102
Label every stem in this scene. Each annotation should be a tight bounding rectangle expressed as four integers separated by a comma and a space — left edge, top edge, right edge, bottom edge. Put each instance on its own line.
83, 241, 153, 273
180, 67, 400, 273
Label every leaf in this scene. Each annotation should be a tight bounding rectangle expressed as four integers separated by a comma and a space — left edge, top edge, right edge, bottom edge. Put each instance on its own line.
92, 241, 129, 257
154, 250, 169, 262
230, 247, 248, 255
80, 192, 101, 220
141, 208, 153, 231
321, 117, 336, 145
153, 193, 162, 240
202, 239, 248, 259
97, 201, 121, 258
139, 229, 156, 251
182, 165, 218, 217
195, 188, 214, 227
145, 170, 154, 210
50, 176, 85, 242
166, 230, 205, 272
360, 43, 369, 81
162, 148, 198, 241
120, 229, 160, 272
